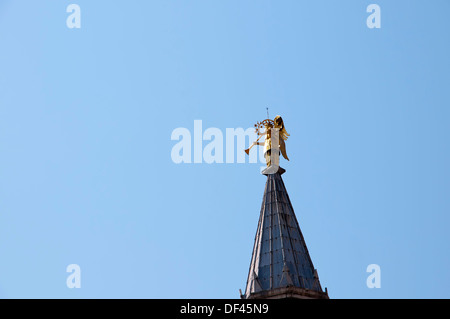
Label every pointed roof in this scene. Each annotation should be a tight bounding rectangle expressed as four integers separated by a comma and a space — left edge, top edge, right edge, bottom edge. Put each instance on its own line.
242, 172, 328, 299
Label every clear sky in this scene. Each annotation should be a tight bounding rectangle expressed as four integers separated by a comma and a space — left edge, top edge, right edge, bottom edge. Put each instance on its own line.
0, 0, 449, 298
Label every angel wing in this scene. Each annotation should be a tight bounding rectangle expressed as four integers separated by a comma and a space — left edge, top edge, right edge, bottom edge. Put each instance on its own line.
279, 138, 289, 161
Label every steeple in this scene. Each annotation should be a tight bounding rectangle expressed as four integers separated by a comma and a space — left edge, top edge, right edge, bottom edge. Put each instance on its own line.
242, 115, 328, 299
241, 171, 329, 299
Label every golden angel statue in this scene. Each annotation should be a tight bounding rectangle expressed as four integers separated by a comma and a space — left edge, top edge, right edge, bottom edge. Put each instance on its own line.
245, 115, 290, 175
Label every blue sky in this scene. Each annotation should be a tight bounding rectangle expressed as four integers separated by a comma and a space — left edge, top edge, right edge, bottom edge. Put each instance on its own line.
0, 0, 449, 298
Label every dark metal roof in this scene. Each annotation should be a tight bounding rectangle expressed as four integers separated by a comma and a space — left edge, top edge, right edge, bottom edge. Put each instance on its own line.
243, 172, 328, 299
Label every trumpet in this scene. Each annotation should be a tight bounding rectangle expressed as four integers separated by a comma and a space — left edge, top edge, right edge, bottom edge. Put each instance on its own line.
245, 134, 264, 155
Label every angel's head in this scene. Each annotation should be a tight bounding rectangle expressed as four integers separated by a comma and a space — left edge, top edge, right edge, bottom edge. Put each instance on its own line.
274, 115, 290, 140
274, 115, 284, 128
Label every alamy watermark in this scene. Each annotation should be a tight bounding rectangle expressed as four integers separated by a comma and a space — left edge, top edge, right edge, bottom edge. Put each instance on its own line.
66, 264, 81, 288
171, 120, 267, 165
66, 4, 81, 29
366, 4, 381, 29
64, 4, 381, 30
366, 264, 381, 288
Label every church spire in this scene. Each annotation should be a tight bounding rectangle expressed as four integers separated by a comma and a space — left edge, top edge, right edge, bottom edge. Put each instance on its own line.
242, 115, 329, 299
